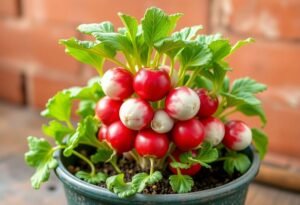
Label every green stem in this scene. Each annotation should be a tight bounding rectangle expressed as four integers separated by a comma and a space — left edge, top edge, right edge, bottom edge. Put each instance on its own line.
152, 52, 161, 68
66, 121, 74, 130
72, 150, 96, 176
147, 48, 153, 67
108, 58, 129, 70
132, 40, 142, 69
124, 53, 136, 74
185, 68, 202, 87
161, 54, 167, 65
169, 58, 175, 77
129, 151, 139, 164
110, 159, 121, 174
219, 108, 237, 119
149, 158, 155, 176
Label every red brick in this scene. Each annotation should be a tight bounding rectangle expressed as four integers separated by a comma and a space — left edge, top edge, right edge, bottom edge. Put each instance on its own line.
0, 0, 19, 17
212, 0, 300, 40
0, 63, 23, 104
0, 19, 80, 74
27, 69, 85, 109
226, 36, 300, 86
24, 0, 209, 30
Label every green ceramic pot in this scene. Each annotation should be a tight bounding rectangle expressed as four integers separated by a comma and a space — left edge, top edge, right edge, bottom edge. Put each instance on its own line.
55, 147, 260, 205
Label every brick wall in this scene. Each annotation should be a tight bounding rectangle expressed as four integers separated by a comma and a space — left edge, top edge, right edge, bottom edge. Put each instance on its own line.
0, 0, 300, 158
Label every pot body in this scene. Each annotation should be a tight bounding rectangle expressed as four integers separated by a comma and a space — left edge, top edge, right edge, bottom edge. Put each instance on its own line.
55, 148, 260, 205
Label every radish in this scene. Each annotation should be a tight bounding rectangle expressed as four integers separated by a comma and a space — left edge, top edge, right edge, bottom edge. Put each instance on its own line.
151, 110, 174, 134
172, 118, 205, 151
160, 65, 178, 87
133, 68, 171, 101
168, 149, 201, 176
165, 87, 200, 120
106, 121, 136, 153
196, 89, 219, 118
200, 117, 225, 146
135, 129, 169, 158
119, 98, 154, 130
98, 125, 108, 141
222, 120, 252, 151
95, 96, 122, 125
101, 67, 134, 100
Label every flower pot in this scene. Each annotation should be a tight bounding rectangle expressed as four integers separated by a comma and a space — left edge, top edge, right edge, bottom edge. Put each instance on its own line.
55, 147, 260, 205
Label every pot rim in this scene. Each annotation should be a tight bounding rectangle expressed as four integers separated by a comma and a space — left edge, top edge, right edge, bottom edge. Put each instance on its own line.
55, 147, 260, 202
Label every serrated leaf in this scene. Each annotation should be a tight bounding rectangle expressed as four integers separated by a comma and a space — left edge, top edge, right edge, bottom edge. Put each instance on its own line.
118, 13, 138, 40
77, 100, 96, 118
91, 148, 114, 163
106, 174, 136, 198
223, 152, 251, 175
252, 128, 268, 159
131, 171, 162, 192
41, 91, 72, 123
168, 13, 183, 34
170, 161, 191, 169
222, 92, 261, 106
209, 39, 232, 61
42, 121, 74, 144
148, 171, 162, 184
169, 174, 194, 193
196, 142, 219, 163
154, 37, 185, 54
76, 171, 107, 184
77, 21, 114, 34
197, 33, 223, 45
231, 38, 255, 54
24, 136, 58, 189
173, 26, 203, 41
231, 77, 267, 94
193, 76, 213, 90
64, 116, 100, 157
237, 104, 267, 126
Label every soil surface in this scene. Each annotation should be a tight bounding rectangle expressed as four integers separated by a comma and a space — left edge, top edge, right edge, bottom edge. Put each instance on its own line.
67, 149, 241, 194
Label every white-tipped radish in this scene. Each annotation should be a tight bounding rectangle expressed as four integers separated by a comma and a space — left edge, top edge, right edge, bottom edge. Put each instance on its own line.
222, 120, 252, 151
119, 98, 154, 130
101, 67, 134, 100
200, 117, 225, 146
165, 87, 200, 120
151, 110, 174, 133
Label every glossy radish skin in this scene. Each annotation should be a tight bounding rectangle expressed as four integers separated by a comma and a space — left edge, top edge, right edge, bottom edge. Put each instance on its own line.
95, 97, 122, 125
135, 129, 169, 158
133, 69, 171, 101
98, 125, 108, 141
160, 66, 178, 87
172, 118, 205, 151
223, 120, 252, 151
106, 121, 136, 153
101, 68, 134, 100
151, 110, 174, 134
165, 87, 200, 120
168, 149, 201, 176
119, 98, 154, 130
196, 89, 219, 118
201, 117, 225, 146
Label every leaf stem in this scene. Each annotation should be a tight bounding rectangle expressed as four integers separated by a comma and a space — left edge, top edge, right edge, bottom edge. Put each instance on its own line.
185, 68, 202, 87
66, 121, 74, 130
161, 54, 167, 65
110, 160, 121, 174
149, 158, 155, 176
219, 108, 237, 119
72, 150, 96, 176
107, 58, 129, 70
147, 48, 153, 67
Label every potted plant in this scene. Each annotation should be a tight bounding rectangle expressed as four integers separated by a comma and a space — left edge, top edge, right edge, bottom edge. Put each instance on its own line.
25, 7, 268, 205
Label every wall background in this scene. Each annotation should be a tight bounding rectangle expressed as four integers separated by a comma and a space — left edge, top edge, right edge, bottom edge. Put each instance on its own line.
0, 0, 300, 158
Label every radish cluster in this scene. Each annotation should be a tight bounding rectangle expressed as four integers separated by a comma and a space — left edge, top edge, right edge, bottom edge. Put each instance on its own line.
95, 67, 253, 176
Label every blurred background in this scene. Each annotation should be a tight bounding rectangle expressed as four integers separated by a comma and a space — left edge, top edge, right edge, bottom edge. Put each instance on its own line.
0, 0, 300, 204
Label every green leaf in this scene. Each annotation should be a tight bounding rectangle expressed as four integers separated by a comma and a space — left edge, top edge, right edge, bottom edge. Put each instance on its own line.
252, 128, 268, 159
41, 91, 72, 123
193, 76, 213, 90
231, 77, 267, 94
77, 21, 114, 34
167, 13, 183, 34
106, 174, 137, 198
148, 171, 162, 184
197, 33, 222, 45
25, 136, 58, 189
64, 116, 100, 156
223, 152, 251, 175
118, 13, 138, 40
131, 171, 162, 192
231, 38, 255, 54
170, 161, 191, 169
142, 7, 175, 46
209, 39, 231, 61
179, 41, 212, 68
76, 171, 107, 184
222, 92, 261, 106
196, 142, 219, 163
173, 26, 203, 41
42, 121, 74, 144
154, 37, 185, 54
77, 100, 96, 118
237, 104, 267, 126
91, 148, 114, 163
169, 174, 194, 193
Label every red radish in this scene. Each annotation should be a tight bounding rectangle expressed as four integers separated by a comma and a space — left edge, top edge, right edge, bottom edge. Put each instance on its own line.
101, 68, 134, 100
201, 117, 225, 146
98, 125, 108, 141
160, 66, 178, 88
196, 89, 219, 118
133, 68, 171, 101
172, 118, 205, 151
151, 110, 174, 134
135, 129, 169, 158
223, 120, 252, 151
106, 121, 136, 153
95, 97, 122, 125
168, 149, 201, 176
165, 87, 200, 120
119, 98, 154, 130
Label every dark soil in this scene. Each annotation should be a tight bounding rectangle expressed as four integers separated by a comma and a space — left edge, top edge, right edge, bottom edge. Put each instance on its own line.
67, 149, 241, 195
